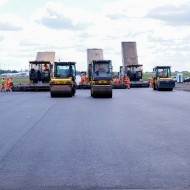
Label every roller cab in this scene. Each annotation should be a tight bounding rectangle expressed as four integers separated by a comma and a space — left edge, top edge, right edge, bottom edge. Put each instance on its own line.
50, 62, 76, 97
89, 60, 113, 98
152, 66, 175, 91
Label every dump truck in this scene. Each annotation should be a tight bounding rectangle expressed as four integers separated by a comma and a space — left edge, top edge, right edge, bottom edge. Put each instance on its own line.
152, 66, 175, 91
89, 60, 113, 98
50, 62, 77, 97
78, 49, 104, 89
13, 52, 55, 91
121, 42, 149, 87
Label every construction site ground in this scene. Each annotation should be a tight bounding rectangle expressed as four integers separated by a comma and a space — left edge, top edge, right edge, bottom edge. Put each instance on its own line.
0, 89, 189, 189
175, 82, 190, 92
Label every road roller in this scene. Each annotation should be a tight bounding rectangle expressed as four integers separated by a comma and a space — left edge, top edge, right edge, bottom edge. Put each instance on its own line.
89, 60, 113, 98
152, 66, 175, 91
50, 62, 77, 97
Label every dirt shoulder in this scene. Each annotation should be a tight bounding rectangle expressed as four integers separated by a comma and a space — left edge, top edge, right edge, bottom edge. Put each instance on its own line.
175, 83, 190, 92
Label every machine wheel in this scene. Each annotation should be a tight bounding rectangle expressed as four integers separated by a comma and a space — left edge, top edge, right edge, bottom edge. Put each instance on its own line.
92, 86, 112, 98
50, 91, 56, 98
153, 84, 156, 90
72, 88, 76, 96
107, 92, 112, 98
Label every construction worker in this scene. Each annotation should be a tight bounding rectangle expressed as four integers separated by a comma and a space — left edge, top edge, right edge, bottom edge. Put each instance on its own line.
80, 74, 86, 84
8, 77, 13, 91
114, 77, 119, 85
44, 64, 49, 71
6, 78, 10, 92
124, 76, 130, 89
121, 76, 125, 85
149, 77, 153, 88
1, 78, 5, 92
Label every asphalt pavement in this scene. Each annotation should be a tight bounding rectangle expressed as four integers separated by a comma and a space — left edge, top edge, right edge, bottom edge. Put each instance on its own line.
0, 89, 190, 190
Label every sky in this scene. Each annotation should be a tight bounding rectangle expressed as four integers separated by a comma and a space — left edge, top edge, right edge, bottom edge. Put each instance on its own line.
0, 0, 190, 72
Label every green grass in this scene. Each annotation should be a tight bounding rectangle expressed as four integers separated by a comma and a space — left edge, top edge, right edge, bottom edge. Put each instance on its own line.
142, 73, 153, 81
12, 78, 30, 84
142, 72, 190, 81
0, 77, 30, 85
1, 72, 190, 85
171, 72, 190, 78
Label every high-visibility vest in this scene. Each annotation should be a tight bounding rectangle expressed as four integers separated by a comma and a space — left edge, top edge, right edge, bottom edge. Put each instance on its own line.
1, 79, 5, 85
9, 79, 13, 86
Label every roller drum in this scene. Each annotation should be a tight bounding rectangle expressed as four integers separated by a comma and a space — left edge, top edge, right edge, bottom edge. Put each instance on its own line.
50, 85, 73, 97
92, 85, 112, 98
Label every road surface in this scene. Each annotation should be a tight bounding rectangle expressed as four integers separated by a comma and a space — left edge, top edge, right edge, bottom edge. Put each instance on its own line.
0, 89, 190, 189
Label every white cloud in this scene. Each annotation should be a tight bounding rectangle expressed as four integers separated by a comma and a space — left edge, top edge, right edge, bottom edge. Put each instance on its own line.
0, 0, 7, 6
147, 2, 190, 25
0, 0, 190, 72
33, 2, 92, 31
0, 14, 24, 31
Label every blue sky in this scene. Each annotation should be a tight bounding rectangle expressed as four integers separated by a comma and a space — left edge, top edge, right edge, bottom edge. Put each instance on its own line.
0, 0, 190, 71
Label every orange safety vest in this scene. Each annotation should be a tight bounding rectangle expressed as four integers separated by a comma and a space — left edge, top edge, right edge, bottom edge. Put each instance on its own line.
126, 77, 130, 84
6, 79, 10, 89
149, 77, 153, 88
125, 77, 130, 89
121, 77, 125, 84
9, 79, 13, 87
81, 75, 86, 84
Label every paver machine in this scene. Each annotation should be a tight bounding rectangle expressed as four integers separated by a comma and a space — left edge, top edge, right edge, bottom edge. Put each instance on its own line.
50, 62, 77, 97
89, 60, 113, 98
29, 61, 52, 83
13, 52, 55, 91
152, 66, 175, 91
123, 64, 149, 87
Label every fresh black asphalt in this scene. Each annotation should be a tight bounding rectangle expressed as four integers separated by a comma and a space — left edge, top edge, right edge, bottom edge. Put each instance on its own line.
0, 89, 190, 189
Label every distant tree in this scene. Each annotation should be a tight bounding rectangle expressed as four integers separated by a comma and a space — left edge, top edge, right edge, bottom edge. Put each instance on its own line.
0, 69, 19, 74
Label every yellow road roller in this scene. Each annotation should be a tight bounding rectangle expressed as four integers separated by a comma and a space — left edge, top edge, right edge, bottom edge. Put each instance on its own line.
89, 60, 113, 98
152, 66, 175, 91
50, 62, 76, 97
